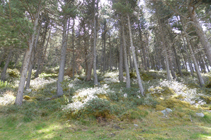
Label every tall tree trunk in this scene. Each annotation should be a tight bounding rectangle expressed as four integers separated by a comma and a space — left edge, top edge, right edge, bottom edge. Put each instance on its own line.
127, 15, 144, 96
71, 19, 75, 78
157, 20, 172, 80
86, 26, 93, 81
83, 25, 88, 76
15, 6, 41, 105
102, 19, 106, 73
1, 50, 12, 82
122, 24, 130, 88
0, 49, 6, 66
35, 20, 48, 78
93, 14, 98, 85
138, 21, 147, 71
20, 51, 26, 73
169, 57, 177, 79
57, 17, 69, 96
172, 44, 183, 77
25, 25, 41, 89
14, 52, 19, 68
119, 27, 123, 82
188, 5, 211, 66
40, 29, 51, 73
184, 31, 205, 86
109, 34, 112, 71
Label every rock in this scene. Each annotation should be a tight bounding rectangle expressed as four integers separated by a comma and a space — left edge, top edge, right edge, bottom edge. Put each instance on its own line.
134, 124, 138, 127
124, 93, 127, 98
23, 95, 31, 100
25, 89, 32, 94
166, 108, 172, 113
196, 113, 204, 117
161, 108, 172, 117
45, 97, 51, 101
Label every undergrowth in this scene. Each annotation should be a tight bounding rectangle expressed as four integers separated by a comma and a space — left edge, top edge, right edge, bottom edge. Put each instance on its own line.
1, 69, 211, 139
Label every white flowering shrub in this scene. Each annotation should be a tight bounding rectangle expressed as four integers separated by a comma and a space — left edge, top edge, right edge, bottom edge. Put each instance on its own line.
147, 80, 206, 105
0, 91, 15, 106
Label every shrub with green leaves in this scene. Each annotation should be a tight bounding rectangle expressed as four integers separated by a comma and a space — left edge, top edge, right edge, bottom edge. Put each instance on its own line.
85, 98, 111, 118
0, 81, 8, 88
7, 68, 20, 78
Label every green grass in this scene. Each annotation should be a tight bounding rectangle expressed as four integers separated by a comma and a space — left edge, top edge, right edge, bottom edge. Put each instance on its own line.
1, 69, 211, 139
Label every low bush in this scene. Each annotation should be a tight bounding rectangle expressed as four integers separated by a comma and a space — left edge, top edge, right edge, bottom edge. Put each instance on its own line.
7, 68, 20, 78
85, 98, 111, 118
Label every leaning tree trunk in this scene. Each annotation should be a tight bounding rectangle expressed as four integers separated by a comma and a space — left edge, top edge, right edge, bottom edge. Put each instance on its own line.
127, 15, 144, 96
1, 49, 12, 82
57, 17, 69, 96
184, 31, 205, 87
188, 5, 211, 66
25, 25, 41, 89
15, 6, 41, 105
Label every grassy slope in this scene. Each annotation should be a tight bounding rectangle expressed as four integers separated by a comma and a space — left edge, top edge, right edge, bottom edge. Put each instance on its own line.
0, 70, 211, 140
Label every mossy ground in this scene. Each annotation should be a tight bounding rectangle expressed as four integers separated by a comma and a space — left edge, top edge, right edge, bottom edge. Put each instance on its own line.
0, 70, 211, 139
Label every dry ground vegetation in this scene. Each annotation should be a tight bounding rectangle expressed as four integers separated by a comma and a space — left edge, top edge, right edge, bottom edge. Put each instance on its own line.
0, 68, 211, 140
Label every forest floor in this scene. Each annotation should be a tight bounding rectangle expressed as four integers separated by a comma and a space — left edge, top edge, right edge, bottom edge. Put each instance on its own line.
0, 69, 211, 140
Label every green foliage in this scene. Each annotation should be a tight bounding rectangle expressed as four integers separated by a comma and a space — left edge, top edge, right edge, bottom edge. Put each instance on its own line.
107, 91, 124, 101
140, 71, 165, 81
112, 2, 133, 15
7, 68, 20, 78
201, 114, 211, 123
0, 81, 9, 88
129, 72, 136, 79
85, 98, 111, 118
119, 109, 148, 121
39, 72, 58, 79
5, 114, 18, 127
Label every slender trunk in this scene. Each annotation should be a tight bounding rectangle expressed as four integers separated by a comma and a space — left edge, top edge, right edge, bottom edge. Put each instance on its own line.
86, 27, 93, 81
169, 57, 177, 79
84, 26, 88, 76
40, 29, 51, 73
1, 50, 12, 82
15, 6, 40, 105
184, 31, 204, 86
103, 20, 106, 73
72, 19, 75, 78
0, 49, 6, 66
127, 15, 144, 96
57, 18, 69, 96
122, 24, 130, 88
172, 44, 183, 77
14, 53, 19, 68
119, 27, 123, 82
157, 21, 171, 80
109, 35, 112, 71
199, 52, 206, 73
25, 26, 40, 89
93, 15, 98, 85
35, 22, 48, 78
20, 52, 26, 73
128, 46, 133, 71
25, 50, 35, 89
